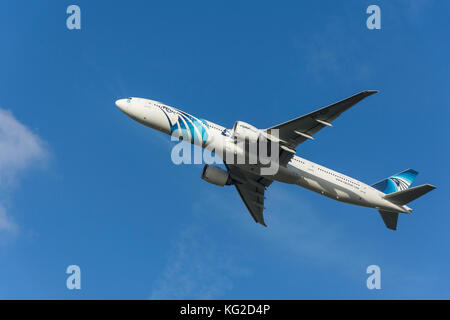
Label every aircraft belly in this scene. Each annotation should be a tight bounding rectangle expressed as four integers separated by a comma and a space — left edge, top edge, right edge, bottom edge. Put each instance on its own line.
303, 177, 325, 192
290, 168, 369, 206
272, 165, 300, 184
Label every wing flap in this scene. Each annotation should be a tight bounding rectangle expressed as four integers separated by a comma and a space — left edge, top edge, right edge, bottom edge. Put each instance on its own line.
226, 164, 272, 227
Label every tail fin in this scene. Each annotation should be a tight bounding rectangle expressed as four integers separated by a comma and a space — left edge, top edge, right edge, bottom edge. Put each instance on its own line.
378, 184, 436, 231
384, 184, 436, 206
371, 169, 418, 194
374, 170, 436, 231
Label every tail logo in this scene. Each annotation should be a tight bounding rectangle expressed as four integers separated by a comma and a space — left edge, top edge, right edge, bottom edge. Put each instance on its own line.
390, 177, 409, 191
371, 169, 418, 194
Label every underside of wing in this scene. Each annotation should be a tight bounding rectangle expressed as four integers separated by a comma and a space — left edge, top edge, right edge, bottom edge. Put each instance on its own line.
265, 90, 378, 165
225, 164, 272, 226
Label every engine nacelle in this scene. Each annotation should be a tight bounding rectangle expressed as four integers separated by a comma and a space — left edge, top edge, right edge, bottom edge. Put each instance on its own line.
232, 121, 260, 143
201, 165, 231, 186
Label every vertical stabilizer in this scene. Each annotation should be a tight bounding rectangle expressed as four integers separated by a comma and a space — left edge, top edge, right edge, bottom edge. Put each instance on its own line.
372, 169, 418, 194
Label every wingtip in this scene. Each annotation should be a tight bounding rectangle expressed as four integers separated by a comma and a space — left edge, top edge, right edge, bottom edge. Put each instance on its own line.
427, 184, 437, 190
365, 90, 379, 95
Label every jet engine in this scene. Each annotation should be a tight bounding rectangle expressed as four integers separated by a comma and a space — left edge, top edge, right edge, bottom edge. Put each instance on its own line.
201, 165, 232, 186
232, 121, 261, 143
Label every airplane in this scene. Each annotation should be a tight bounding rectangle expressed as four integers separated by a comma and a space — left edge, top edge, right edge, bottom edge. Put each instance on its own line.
115, 91, 435, 230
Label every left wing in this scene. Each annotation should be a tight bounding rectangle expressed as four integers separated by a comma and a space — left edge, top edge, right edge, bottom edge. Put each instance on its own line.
264, 90, 378, 165
225, 164, 273, 226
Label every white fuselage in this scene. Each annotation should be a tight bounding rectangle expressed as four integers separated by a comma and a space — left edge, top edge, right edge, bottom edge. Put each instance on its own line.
116, 97, 410, 214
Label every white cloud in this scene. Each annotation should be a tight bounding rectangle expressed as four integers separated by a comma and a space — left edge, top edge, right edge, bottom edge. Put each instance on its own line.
149, 225, 248, 299
254, 187, 366, 268
0, 108, 48, 236
0, 109, 47, 186
148, 184, 367, 299
190, 185, 373, 281
0, 205, 17, 233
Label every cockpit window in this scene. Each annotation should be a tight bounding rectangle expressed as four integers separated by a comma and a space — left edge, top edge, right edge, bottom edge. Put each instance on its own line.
126, 97, 132, 103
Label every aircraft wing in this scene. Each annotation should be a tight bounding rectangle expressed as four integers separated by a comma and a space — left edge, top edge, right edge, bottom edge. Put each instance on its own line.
225, 164, 273, 226
265, 90, 378, 165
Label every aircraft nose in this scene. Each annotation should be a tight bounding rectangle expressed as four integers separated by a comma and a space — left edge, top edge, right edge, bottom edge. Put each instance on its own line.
115, 99, 128, 112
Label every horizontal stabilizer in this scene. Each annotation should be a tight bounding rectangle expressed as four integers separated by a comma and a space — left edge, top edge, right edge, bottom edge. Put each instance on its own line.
379, 211, 399, 230
384, 184, 436, 206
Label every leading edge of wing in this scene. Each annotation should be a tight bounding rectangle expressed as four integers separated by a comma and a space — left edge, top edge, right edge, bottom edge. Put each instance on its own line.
266, 90, 378, 130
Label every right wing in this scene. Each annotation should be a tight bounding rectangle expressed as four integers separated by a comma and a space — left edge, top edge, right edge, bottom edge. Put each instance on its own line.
224, 91, 378, 225
225, 164, 273, 226
264, 90, 378, 165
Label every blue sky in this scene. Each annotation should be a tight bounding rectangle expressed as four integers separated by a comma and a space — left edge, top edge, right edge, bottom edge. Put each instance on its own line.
0, 0, 449, 299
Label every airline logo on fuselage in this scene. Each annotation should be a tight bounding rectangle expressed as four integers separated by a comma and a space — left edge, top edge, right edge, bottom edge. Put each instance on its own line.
157, 104, 210, 146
